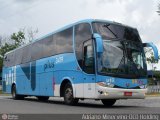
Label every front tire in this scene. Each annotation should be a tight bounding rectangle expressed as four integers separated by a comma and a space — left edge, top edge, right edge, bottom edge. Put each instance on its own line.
64, 83, 79, 105
12, 85, 24, 100
101, 99, 116, 107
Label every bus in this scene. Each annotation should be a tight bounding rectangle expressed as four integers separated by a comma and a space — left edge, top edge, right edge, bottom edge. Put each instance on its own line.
2, 19, 158, 106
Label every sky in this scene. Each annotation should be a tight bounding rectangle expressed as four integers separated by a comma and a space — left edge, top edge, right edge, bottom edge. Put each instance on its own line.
0, 0, 160, 70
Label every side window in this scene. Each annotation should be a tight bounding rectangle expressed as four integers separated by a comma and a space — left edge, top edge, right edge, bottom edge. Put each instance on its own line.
3, 55, 8, 67
83, 40, 95, 74
15, 48, 23, 65
55, 27, 73, 54
42, 27, 73, 58
42, 35, 56, 58
31, 40, 43, 61
3, 51, 16, 67
75, 23, 92, 69
22, 45, 31, 63
7, 52, 15, 67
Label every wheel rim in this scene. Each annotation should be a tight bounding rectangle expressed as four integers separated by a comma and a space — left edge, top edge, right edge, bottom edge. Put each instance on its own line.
12, 88, 16, 98
65, 87, 73, 102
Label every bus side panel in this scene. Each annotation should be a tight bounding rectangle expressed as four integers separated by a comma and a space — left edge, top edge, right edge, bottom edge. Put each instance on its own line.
17, 63, 39, 96
17, 63, 30, 95
36, 57, 54, 97
53, 53, 85, 98
2, 68, 7, 93
2, 67, 15, 94
39, 72, 53, 96
53, 53, 77, 97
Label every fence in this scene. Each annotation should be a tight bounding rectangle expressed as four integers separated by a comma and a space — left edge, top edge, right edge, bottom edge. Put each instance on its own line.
147, 85, 160, 93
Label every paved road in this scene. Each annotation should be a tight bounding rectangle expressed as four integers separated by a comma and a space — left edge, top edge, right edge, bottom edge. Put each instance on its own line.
0, 96, 160, 114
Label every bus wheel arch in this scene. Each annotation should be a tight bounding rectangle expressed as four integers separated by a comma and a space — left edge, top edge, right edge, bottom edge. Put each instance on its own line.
11, 83, 24, 100
11, 83, 16, 99
60, 79, 71, 97
60, 79, 78, 105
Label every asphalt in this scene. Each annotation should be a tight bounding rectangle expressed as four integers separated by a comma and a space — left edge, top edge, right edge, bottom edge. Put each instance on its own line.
0, 96, 160, 114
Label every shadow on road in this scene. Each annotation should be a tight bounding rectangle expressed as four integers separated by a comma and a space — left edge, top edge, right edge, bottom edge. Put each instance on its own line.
6, 97, 142, 109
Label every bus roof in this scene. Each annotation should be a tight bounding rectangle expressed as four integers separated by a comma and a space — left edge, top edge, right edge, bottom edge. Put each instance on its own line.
5, 19, 135, 55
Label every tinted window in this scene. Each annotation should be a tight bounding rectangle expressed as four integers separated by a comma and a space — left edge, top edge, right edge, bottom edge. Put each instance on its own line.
15, 48, 23, 65
83, 40, 95, 74
31, 40, 43, 61
93, 22, 141, 42
3, 54, 9, 67
55, 27, 73, 54
75, 23, 92, 68
22, 45, 31, 63
30, 27, 73, 60
6, 52, 15, 67
42, 35, 56, 58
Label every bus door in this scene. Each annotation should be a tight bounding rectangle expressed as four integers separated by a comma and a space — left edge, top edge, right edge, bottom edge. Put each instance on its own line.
83, 40, 96, 98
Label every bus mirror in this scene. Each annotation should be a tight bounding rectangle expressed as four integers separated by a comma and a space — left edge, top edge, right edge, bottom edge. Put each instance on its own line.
143, 42, 159, 60
93, 33, 103, 54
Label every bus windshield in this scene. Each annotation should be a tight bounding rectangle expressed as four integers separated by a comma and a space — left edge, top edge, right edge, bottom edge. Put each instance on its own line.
93, 22, 147, 78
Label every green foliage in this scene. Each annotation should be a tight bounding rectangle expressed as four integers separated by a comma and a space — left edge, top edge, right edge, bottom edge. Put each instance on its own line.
146, 50, 160, 85
148, 71, 160, 85
146, 52, 159, 64
0, 30, 25, 69
153, 71, 160, 78
11, 31, 25, 47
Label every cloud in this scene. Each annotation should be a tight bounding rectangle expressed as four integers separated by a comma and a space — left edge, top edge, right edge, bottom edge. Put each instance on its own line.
0, 0, 159, 70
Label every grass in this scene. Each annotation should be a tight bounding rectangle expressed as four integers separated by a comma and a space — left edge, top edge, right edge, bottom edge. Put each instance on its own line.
0, 90, 11, 96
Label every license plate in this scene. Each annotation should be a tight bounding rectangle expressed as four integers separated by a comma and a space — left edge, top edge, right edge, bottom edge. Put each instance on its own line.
124, 92, 132, 96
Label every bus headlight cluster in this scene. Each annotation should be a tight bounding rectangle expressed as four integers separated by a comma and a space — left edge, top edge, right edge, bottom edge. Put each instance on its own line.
139, 85, 147, 89
97, 82, 114, 88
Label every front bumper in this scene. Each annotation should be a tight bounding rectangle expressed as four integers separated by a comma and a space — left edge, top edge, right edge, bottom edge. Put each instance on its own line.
96, 86, 147, 99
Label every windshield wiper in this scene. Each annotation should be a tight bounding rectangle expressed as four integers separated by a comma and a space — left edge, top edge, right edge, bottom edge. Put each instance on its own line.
103, 24, 118, 38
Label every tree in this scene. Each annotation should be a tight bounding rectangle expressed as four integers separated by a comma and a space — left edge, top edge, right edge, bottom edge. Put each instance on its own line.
0, 27, 38, 69
0, 30, 25, 69
27, 27, 38, 43
11, 30, 25, 47
146, 52, 159, 71
146, 50, 160, 85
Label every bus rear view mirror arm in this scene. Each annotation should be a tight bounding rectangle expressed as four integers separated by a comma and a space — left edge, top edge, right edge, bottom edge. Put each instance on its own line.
93, 33, 103, 54
143, 42, 159, 60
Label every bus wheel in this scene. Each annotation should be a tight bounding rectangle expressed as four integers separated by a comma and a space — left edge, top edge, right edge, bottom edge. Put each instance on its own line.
11, 85, 24, 100
37, 96, 49, 101
64, 83, 78, 105
101, 99, 116, 107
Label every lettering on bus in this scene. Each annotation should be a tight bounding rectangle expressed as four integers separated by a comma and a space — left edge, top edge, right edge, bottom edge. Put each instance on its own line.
55, 56, 63, 64
43, 56, 64, 71
44, 60, 54, 71
106, 77, 115, 83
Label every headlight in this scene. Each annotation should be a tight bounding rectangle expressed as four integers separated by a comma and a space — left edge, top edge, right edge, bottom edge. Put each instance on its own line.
106, 82, 114, 88
139, 84, 147, 89
97, 82, 114, 88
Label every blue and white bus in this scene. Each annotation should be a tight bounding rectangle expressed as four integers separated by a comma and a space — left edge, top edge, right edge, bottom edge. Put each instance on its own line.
2, 19, 158, 106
